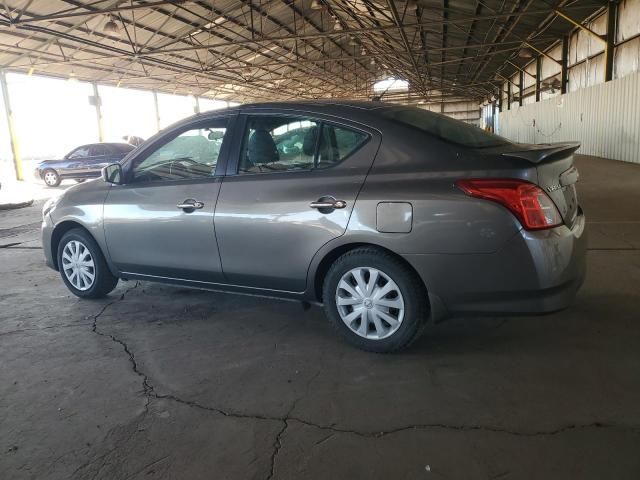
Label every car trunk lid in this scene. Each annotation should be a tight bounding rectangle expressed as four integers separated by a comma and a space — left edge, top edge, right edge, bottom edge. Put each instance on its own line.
501, 142, 581, 227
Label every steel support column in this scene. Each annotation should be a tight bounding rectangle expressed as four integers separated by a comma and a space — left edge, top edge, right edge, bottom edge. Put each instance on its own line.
507, 80, 511, 110
535, 56, 542, 102
92, 83, 104, 142
605, 0, 618, 82
561, 35, 569, 94
153, 91, 161, 132
519, 70, 524, 107
0, 70, 23, 181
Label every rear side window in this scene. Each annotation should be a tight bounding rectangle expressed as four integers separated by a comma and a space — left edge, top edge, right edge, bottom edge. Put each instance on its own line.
239, 117, 319, 173
111, 144, 135, 154
317, 124, 368, 168
89, 145, 108, 156
383, 106, 509, 148
238, 115, 368, 174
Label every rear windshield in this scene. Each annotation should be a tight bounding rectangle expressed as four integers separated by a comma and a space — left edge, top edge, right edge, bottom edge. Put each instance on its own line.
110, 143, 136, 153
382, 106, 510, 148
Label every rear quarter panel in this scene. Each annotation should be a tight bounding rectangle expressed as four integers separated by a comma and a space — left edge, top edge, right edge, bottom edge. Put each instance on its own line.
343, 126, 529, 255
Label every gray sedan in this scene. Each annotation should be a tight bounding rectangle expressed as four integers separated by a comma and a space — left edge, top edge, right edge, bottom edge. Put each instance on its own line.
41, 101, 586, 352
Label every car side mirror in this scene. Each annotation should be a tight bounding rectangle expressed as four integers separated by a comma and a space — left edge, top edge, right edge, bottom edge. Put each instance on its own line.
102, 163, 123, 184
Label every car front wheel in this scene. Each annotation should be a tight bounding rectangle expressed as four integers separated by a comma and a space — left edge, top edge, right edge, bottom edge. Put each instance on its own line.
43, 169, 61, 187
323, 248, 429, 353
57, 228, 118, 298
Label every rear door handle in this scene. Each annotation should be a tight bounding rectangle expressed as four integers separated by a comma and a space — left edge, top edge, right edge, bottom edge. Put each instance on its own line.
177, 199, 205, 211
310, 198, 347, 210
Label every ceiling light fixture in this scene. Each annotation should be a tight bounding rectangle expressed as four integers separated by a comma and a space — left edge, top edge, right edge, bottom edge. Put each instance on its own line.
104, 16, 120, 35
310, 0, 325, 10
333, 18, 343, 31
518, 47, 533, 59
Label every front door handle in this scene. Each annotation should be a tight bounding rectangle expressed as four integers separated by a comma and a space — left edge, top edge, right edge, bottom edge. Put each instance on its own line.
310, 197, 347, 210
177, 199, 205, 211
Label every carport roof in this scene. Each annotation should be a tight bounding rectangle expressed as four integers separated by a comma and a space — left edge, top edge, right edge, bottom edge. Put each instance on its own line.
0, 0, 606, 103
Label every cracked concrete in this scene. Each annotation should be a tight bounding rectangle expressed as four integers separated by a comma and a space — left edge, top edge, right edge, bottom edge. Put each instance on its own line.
1, 155, 640, 479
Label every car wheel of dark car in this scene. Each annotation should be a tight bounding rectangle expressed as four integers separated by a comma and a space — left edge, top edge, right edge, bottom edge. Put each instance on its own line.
57, 229, 118, 299
323, 248, 429, 353
43, 169, 61, 187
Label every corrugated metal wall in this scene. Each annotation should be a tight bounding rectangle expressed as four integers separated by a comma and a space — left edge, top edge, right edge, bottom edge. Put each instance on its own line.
497, 72, 640, 164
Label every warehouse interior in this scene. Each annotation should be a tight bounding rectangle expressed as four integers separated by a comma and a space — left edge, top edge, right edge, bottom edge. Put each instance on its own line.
1, 1, 640, 479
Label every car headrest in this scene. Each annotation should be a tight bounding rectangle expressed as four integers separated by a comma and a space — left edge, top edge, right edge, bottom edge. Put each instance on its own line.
248, 129, 279, 164
302, 126, 318, 156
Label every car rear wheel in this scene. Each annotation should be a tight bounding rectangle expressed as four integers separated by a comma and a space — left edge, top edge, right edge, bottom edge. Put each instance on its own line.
57, 228, 118, 298
43, 169, 61, 187
323, 248, 429, 353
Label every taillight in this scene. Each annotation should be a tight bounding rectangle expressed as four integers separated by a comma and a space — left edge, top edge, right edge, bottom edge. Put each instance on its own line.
455, 179, 562, 230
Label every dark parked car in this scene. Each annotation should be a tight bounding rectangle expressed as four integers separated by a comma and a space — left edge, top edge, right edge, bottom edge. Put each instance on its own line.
41, 101, 586, 352
35, 143, 135, 187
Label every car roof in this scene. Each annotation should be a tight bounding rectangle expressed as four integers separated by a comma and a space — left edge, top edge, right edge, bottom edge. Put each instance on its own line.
237, 99, 397, 112
74, 142, 134, 149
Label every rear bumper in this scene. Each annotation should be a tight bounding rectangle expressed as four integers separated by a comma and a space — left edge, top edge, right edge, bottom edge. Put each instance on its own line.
403, 209, 587, 318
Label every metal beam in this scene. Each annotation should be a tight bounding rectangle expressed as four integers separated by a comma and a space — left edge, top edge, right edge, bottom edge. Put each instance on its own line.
554, 9, 607, 43
10, 1, 195, 24
524, 41, 561, 65
385, 0, 425, 95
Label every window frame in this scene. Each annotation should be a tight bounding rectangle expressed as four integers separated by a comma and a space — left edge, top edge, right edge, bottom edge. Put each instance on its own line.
228, 113, 371, 177
122, 113, 237, 186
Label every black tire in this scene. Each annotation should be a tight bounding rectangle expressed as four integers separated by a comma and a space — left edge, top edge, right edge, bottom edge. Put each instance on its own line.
57, 228, 118, 299
322, 248, 429, 353
43, 169, 61, 187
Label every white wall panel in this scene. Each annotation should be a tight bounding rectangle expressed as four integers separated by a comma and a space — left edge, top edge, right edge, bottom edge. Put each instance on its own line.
497, 72, 640, 164
618, 0, 640, 42
615, 36, 640, 78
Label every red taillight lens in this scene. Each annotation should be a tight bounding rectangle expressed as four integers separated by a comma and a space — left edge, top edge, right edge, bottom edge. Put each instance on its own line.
455, 179, 562, 230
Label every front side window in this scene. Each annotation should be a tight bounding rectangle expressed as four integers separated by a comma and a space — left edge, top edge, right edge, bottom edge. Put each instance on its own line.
131, 119, 227, 182
238, 116, 368, 174
67, 146, 90, 159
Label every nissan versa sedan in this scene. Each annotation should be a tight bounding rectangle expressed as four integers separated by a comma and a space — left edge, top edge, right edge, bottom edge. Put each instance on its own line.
41, 101, 586, 352
35, 142, 135, 187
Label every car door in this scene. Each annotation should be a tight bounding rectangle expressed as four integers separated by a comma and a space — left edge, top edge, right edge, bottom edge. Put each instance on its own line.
85, 145, 110, 177
214, 112, 380, 292
103, 115, 235, 283
63, 145, 92, 176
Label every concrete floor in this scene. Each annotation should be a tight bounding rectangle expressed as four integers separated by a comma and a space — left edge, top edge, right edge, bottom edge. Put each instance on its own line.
1, 155, 639, 480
